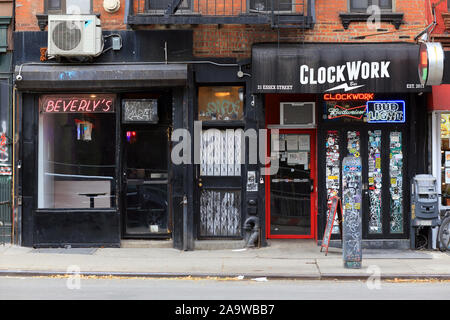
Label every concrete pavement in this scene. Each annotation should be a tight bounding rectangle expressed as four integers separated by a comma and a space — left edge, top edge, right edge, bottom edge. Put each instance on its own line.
0, 240, 449, 280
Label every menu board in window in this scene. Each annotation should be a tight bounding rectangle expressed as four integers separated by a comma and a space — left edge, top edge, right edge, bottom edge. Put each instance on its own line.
198, 86, 244, 121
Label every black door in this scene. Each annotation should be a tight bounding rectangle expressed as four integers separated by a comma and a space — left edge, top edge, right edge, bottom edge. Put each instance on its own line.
122, 127, 171, 238
196, 128, 243, 239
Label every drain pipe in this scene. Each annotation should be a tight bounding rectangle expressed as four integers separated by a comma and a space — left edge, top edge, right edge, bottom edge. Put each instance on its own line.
244, 216, 260, 248
182, 195, 188, 251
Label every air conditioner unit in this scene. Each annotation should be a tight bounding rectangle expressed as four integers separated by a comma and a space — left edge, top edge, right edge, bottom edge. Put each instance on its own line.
48, 15, 103, 57
280, 102, 316, 127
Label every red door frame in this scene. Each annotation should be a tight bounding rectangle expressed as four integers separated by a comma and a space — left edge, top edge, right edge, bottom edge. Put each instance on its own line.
265, 129, 317, 239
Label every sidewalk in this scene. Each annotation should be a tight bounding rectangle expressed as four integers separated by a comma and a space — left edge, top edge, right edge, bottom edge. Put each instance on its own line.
0, 240, 449, 280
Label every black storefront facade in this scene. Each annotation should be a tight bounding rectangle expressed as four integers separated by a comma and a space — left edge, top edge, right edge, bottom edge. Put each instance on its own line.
14, 32, 430, 250
251, 43, 429, 249
13, 29, 258, 249
14, 30, 195, 248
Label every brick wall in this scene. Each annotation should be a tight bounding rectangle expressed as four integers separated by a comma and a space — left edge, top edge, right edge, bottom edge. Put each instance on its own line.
15, 0, 127, 31
193, 0, 429, 58
15, 0, 429, 58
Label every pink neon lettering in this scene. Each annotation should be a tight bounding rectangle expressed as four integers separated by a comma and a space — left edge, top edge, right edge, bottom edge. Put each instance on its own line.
54, 100, 62, 112
72, 100, 79, 111
46, 100, 55, 112
93, 99, 102, 111
78, 100, 87, 112
85, 100, 92, 112
103, 100, 112, 112
63, 100, 72, 112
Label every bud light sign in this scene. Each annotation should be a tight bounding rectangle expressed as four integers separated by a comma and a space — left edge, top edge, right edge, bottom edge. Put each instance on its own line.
366, 100, 405, 123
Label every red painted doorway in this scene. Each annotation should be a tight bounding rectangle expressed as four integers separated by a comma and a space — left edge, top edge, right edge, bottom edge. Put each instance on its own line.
265, 129, 317, 239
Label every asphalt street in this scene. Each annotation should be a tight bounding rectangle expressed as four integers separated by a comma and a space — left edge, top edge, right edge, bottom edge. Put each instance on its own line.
0, 276, 449, 300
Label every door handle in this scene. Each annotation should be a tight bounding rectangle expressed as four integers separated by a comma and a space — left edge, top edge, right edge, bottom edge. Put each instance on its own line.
310, 179, 314, 193
198, 178, 203, 188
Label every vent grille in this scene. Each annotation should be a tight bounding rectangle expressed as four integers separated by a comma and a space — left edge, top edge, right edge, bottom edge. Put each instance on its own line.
51, 21, 82, 51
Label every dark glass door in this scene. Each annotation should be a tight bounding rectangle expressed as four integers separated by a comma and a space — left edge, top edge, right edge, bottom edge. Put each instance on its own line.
122, 127, 170, 238
323, 127, 407, 239
266, 129, 316, 238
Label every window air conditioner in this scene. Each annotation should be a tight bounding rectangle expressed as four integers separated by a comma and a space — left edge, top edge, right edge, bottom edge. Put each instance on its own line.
280, 102, 316, 127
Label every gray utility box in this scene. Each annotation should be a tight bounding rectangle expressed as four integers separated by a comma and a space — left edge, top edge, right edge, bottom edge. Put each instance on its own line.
410, 174, 440, 249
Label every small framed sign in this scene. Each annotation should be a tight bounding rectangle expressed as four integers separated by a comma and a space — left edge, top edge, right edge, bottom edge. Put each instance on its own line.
122, 99, 158, 124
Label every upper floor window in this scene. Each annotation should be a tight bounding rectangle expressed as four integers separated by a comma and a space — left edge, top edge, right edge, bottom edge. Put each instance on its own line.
448, 0, 450, 11
45, 0, 92, 14
350, 0, 392, 13
146, 0, 191, 12
250, 0, 293, 12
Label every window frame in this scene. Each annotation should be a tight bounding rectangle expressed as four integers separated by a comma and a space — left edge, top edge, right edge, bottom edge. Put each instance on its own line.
37, 93, 118, 210
349, 0, 393, 13
44, 0, 93, 14
248, 0, 295, 13
145, 0, 193, 14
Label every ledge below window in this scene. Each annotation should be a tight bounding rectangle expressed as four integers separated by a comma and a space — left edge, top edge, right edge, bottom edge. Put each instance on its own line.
339, 12, 404, 30
36, 13, 101, 31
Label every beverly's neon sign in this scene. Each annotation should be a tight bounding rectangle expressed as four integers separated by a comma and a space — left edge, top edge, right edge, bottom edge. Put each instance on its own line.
40, 94, 115, 113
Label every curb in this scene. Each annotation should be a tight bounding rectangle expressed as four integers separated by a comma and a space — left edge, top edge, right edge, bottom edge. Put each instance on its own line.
0, 270, 449, 281
0, 270, 321, 280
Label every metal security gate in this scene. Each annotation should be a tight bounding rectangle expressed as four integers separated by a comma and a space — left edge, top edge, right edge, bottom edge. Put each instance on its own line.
0, 176, 11, 244
197, 129, 242, 238
199, 189, 241, 237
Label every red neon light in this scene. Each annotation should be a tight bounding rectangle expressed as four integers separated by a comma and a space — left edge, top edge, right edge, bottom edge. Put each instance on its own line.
328, 104, 367, 120
323, 93, 374, 101
420, 50, 428, 66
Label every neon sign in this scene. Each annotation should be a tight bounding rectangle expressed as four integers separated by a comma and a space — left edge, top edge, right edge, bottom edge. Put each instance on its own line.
366, 101, 405, 123
40, 94, 115, 113
323, 93, 374, 101
327, 103, 367, 120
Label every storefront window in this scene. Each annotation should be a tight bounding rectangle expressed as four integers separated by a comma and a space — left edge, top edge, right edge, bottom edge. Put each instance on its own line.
38, 94, 116, 209
441, 114, 450, 206
198, 86, 244, 121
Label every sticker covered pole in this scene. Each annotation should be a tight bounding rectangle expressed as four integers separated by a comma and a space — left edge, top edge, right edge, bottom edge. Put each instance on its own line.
342, 156, 363, 269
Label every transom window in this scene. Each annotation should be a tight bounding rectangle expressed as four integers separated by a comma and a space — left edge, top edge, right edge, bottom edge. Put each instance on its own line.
45, 0, 92, 14
350, 0, 392, 12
